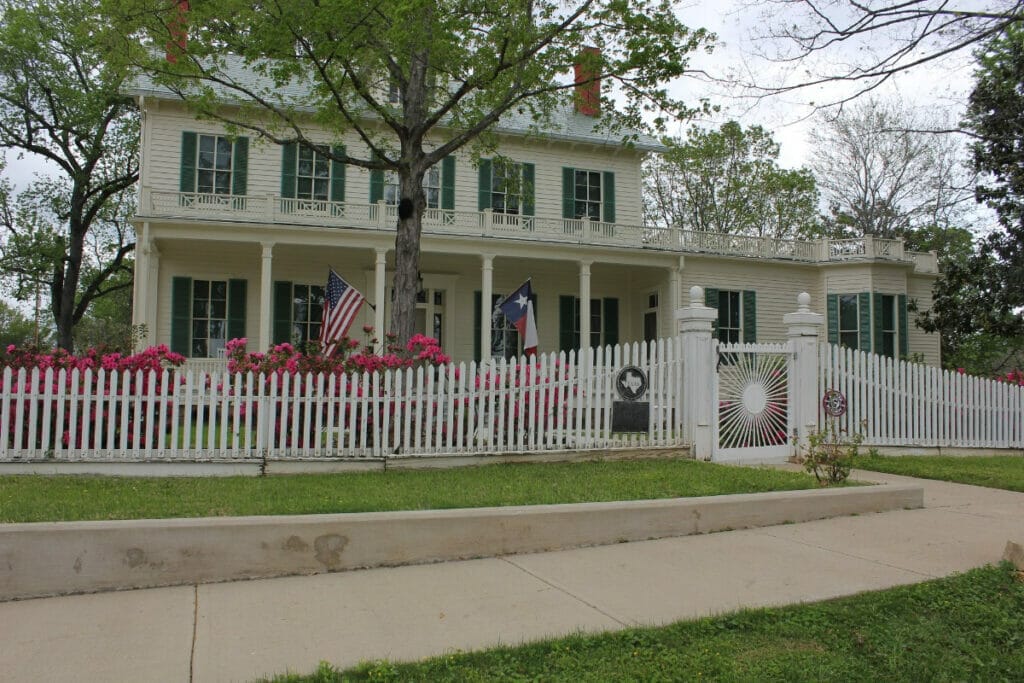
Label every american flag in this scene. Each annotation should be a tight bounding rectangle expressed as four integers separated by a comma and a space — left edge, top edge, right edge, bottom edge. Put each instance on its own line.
319, 269, 365, 356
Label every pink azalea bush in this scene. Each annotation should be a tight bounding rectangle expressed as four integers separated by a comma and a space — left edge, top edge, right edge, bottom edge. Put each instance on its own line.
1, 344, 187, 451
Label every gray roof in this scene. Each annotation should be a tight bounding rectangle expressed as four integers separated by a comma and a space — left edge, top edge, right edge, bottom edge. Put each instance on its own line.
128, 56, 665, 153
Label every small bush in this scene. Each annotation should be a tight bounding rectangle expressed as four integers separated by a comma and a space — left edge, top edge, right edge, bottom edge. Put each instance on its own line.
795, 418, 865, 485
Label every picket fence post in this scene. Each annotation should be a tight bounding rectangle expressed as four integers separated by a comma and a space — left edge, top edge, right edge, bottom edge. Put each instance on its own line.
676, 286, 717, 460
784, 292, 823, 454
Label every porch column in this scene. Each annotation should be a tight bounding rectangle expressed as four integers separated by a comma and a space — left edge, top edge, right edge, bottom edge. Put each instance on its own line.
784, 292, 824, 453
132, 222, 151, 351
374, 248, 387, 348
258, 241, 274, 351
579, 260, 592, 363
481, 254, 494, 363
677, 286, 717, 460
145, 241, 158, 350
669, 256, 684, 335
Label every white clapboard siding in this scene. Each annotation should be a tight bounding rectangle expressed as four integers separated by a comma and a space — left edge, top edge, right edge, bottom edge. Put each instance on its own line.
819, 343, 1024, 448
0, 338, 685, 462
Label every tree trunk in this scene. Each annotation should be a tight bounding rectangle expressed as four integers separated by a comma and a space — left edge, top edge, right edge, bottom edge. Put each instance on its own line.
55, 225, 84, 351
389, 161, 427, 346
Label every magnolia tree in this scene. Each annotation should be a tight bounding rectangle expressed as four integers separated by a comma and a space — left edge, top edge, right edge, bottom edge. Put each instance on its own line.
109, 0, 713, 343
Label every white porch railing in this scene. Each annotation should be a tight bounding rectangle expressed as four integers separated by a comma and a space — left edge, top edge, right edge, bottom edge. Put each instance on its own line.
143, 189, 937, 272
0, 338, 685, 462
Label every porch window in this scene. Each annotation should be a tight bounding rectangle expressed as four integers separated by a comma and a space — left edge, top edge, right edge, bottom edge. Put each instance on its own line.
704, 288, 757, 343
272, 281, 327, 348
170, 276, 247, 358
826, 292, 871, 351
557, 296, 618, 352
473, 290, 536, 361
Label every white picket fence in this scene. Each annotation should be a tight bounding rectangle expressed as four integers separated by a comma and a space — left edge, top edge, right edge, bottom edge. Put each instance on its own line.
819, 343, 1024, 448
0, 338, 685, 462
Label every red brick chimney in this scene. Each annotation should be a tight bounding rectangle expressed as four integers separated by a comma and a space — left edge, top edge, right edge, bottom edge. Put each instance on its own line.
573, 47, 601, 117
166, 0, 189, 63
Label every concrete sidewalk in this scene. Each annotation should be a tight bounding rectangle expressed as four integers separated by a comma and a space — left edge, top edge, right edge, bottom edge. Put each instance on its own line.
2, 470, 1022, 682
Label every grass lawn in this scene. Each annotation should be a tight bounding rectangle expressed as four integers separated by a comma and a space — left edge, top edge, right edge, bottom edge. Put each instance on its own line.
268, 564, 1024, 682
0, 459, 826, 523
857, 454, 1024, 492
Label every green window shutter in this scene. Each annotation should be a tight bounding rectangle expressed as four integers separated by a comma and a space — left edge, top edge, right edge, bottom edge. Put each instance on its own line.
559, 295, 575, 352
441, 156, 455, 210
232, 136, 249, 196
898, 294, 910, 358
561, 167, 575, 219
602, 171, 615, 223
602, 297, 619, 346
280, 143, 297, 199
370, 168, 384, 204
171, 276, 192, 356
704, 287, 720, 338
473, 290, 482, 362
272, 281, 293, 345
872, 292, 884, 354
227, 279, 247, 341
522, 163, 535, 216
858, 292, 871, 352
477, 159, 491, 211
179, 132, 197, 193
330, 145, 346, 203
826, 294, 839, 345
742, 290, 757, 343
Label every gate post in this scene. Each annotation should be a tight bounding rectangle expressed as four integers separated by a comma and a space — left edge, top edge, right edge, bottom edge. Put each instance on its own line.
784, 293, 824, 452
676, 286, 717, 460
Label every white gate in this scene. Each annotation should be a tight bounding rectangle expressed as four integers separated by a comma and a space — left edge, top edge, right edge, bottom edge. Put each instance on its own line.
713, 342, 794, 461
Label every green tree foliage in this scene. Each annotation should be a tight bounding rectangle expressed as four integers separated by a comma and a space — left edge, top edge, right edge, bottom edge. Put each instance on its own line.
110, 0, 713, 343
0, 298, 50, 349
644, 121, 821, 238
0, 0, 139, 351
919, 26, 1024, 369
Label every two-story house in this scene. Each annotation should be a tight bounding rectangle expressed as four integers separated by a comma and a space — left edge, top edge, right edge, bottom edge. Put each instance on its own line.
127, 64, 942, 371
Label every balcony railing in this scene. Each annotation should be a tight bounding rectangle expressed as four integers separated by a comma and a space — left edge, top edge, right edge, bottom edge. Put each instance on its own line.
142, 189, 938, 273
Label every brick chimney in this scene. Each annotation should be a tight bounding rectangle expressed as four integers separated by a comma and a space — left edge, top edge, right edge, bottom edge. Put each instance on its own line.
166, 0, 189, 63
573, 47, 601, 117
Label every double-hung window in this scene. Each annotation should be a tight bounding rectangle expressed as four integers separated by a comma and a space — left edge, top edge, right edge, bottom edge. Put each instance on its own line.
272, 281, 328, 348
280, 143, 346, 210
180, 132, 249, 201
478, 158, 534, 216
838, 294, 860, 349
557, 296, 619, 352
170, 276, 247, 358
296, 146, 330, 201
704, 289, 757, 344
561, 167, 615, 223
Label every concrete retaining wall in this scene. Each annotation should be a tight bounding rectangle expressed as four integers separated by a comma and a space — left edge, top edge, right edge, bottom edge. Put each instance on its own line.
0, 483, 922, 601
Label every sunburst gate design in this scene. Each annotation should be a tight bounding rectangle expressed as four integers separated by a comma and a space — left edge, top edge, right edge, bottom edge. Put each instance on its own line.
717, 352, 789, 449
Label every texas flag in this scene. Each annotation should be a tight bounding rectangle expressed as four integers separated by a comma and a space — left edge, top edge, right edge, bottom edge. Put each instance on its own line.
499, 279, 539, 356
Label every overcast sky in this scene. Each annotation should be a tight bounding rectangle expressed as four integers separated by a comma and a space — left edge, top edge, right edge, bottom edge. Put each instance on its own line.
3, 2, 984, 184
667, 0, 980, 169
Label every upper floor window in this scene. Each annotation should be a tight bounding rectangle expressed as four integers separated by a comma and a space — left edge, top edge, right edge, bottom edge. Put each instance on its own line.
424, 166, 441, 209
180, 132, 248, 198
574, 170, 602, 221
561, 167, 615, 223
492, 161, 524, 215
196, 135, 233, 194
479, 158, 534, 216
296, 146, 331, 201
